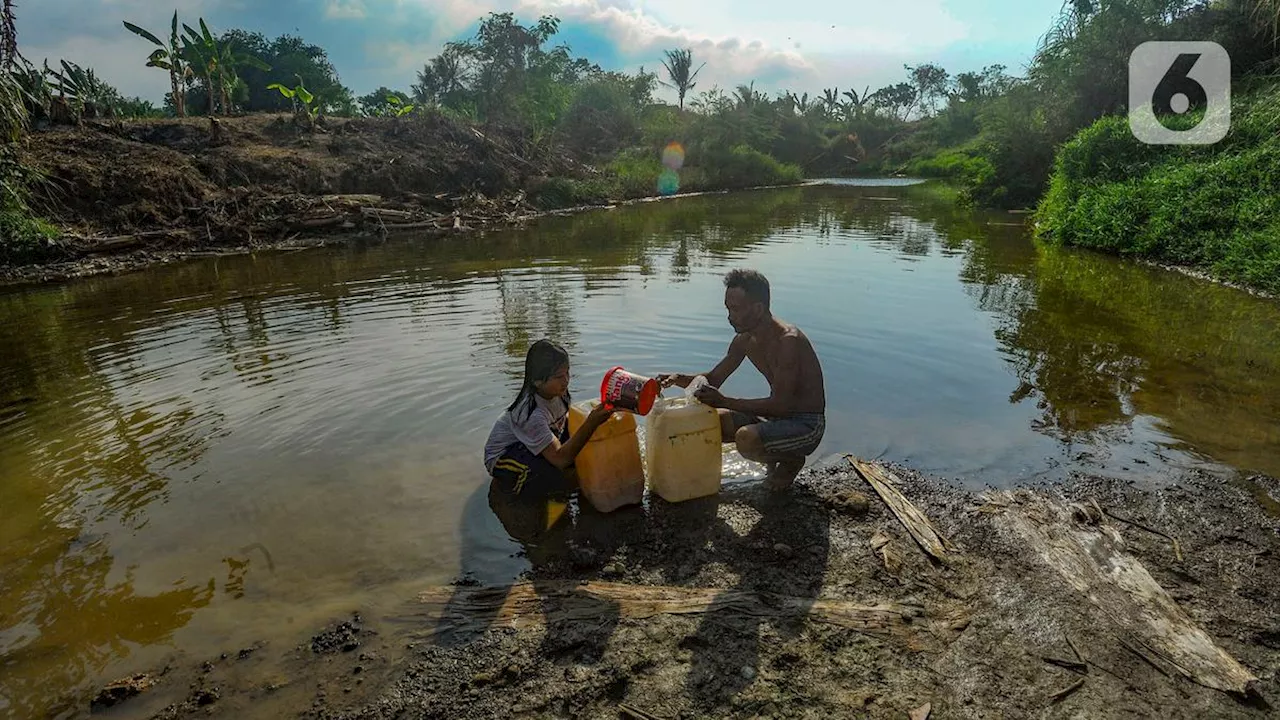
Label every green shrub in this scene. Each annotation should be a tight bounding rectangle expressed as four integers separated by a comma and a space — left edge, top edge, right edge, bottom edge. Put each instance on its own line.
904, 145, 993, 183
527, 176, 611, 209
607, 148, 666, 197
0, 204, 60, 264
704, 144, 802, 189
1035, 85, 1280, 294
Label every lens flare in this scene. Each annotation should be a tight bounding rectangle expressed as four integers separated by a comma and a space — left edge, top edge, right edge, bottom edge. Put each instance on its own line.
657, 169, 680, 195
661, 142, 685, 170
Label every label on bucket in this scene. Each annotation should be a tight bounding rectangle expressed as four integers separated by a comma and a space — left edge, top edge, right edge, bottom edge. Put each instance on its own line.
601, 367, 657, 415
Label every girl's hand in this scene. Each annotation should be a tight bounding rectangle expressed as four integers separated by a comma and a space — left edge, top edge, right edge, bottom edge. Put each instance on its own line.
588, 403, 616, 424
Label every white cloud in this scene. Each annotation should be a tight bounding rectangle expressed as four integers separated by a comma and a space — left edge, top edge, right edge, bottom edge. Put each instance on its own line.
325, 0, 368, 19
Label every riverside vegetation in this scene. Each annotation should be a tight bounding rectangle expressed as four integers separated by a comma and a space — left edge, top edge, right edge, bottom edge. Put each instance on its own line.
0, 0, 1278, 292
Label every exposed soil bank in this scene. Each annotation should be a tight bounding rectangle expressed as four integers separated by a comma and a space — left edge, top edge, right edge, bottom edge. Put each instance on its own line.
97, 460, 1280, 720
2, 114, 812, 288
1, 113, 584, 286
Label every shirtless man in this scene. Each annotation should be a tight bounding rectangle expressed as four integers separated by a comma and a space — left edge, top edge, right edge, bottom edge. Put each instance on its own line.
658, 268, 826, 490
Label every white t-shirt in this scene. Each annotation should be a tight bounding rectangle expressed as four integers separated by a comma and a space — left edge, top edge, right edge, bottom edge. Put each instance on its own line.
482, 394, 569, 474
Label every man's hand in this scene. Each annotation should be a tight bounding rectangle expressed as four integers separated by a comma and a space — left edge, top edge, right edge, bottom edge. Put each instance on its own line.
657, 373, 691, 389
693, 384, 727, 408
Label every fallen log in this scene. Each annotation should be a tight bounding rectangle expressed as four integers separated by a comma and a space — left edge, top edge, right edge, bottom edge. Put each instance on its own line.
411, 581, 932, 643
295, 214, 355, 229
360, 207, 415, 221
847, 456, 957, 563
379, 221, 455, 233
983, 490, 1258, 695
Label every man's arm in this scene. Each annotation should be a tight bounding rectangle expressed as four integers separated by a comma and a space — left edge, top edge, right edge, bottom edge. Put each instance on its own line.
701, 335, 802, 417
705, 334, 748, 388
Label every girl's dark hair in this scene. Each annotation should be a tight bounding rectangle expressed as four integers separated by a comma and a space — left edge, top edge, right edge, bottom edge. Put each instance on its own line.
508, 339, 571, 421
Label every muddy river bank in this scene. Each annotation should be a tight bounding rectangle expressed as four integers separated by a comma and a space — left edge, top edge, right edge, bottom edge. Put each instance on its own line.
87, 460, 1280, 720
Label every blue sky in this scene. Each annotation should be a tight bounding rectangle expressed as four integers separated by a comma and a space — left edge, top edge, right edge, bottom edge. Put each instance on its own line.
21, 0, 1067, 104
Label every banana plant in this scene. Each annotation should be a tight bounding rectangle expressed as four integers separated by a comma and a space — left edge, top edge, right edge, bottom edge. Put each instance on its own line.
215, 40, 270, 115
45, 59, 118, 117
384, 95, 415, 118
267, 78, 316, 119
123, 12, 187, 117
180, 18, 220, 115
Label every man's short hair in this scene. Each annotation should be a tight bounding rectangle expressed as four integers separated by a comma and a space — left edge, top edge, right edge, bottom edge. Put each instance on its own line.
724, 268, 770, 309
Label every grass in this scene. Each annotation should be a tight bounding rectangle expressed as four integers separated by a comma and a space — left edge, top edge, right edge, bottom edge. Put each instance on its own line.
1034, 83, 1280, 294
0, 204, 60, 264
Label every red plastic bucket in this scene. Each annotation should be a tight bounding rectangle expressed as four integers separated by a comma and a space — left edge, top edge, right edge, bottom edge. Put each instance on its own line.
600, 366, 659, 415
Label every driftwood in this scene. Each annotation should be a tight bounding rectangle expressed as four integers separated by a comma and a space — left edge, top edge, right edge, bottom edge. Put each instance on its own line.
1088, 498, 1184, 562
869, 529, 904, 579
295, 214, 354, 229
1048, 678, 1086, 703
359, 206, 415, 221
983, 491, 1257, 695
413, 581, 928, 642
74, 229, 179, 254
847, 456, 957, 562
1042, 655, 1088, 674
618, 703, 669, 720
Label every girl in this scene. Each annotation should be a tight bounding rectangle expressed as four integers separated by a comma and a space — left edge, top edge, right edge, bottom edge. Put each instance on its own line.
483, 339, 613, 537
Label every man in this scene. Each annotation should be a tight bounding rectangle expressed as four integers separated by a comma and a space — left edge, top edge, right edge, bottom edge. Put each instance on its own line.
658, 268, 826, 490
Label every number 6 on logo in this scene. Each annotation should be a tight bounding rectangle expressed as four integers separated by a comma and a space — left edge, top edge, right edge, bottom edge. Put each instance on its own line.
1129, 41, 1230, 145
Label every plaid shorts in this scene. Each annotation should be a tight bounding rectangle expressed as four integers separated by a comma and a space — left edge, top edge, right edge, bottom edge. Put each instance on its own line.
729, 411, 826, 457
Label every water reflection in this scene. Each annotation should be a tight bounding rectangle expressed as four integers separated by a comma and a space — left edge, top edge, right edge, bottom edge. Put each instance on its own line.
997, 244, 1280, 466
2, 180, 1279, 717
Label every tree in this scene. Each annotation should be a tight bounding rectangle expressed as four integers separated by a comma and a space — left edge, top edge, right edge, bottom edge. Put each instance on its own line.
2, 0, 18, 69
413, 43, 468, 106
870, 82, 917, 121
821, 87, 840, 119
841, 86, 870, 120
733, 81, 762, 109
358, 86, 411, 116
216, 30, 352, 114
659, 48, 705, 110
214, 38, 270, 115
123, 12, 187, 116
906, 62, 950, 117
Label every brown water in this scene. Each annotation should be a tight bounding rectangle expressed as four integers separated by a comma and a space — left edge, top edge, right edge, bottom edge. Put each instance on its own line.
2, 180, 1278, 718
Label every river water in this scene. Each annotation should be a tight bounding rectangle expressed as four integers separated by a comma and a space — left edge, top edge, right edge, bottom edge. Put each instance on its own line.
2, 180, 1278, 717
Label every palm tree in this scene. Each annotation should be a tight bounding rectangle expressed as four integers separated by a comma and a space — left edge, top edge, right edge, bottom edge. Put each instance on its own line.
841, 86, 870, 120
124, 12, 187, 117
822, 87, 840, 118
783, 91, 811, 115
660, 48, 705, 110
414, 43, 466, 106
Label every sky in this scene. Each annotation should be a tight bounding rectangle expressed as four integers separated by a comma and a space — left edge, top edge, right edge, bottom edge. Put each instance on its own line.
19, 0, 1068, 105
